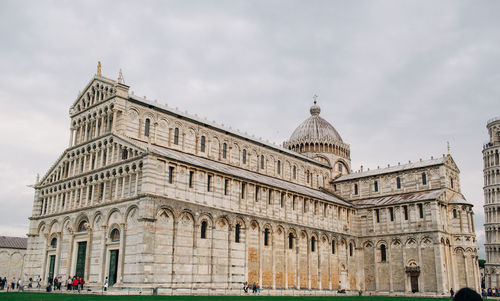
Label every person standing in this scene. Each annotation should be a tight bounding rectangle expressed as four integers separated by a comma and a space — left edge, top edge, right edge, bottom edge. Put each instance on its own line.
104, 276, 108, 291
11, 277, 16, 290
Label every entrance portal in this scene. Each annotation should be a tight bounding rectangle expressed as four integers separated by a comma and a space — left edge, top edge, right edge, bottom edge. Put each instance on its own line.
75, 241, 87, 278
48, 255, 56, 282
108, 250, 119, 286
405, 262, 420, 293
410, 275, 419, 293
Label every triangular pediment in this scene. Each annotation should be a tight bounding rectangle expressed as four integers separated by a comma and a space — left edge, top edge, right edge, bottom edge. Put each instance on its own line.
37, 134, 147, 187
69, 75, 118, 115
444, 154, 460, 173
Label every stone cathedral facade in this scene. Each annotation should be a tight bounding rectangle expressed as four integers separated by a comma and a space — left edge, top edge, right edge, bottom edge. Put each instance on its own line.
24, 69, 480, 295
484, 117, 500, 288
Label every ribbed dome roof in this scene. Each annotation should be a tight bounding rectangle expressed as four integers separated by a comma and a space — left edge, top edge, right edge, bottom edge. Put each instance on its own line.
289, 101, 343, 143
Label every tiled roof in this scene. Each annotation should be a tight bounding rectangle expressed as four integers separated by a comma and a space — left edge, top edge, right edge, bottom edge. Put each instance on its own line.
129, 139, 352, 208
0, 236, 27, 249
350, 189, 445, 208
333, 156, 448, 182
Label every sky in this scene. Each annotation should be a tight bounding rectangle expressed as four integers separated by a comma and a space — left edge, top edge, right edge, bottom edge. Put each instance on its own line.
0, 0, 499, 258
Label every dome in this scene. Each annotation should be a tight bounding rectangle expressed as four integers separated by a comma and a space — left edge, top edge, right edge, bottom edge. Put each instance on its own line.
288, 101, 343, 143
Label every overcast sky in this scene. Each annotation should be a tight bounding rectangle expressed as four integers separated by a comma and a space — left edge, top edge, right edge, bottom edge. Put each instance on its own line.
1, 0, 499, 258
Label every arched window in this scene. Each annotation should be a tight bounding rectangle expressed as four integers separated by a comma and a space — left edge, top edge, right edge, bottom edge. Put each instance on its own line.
277, 160, 281, 174
260, 155, 265, 169
242, 149, 247, 164
144, 118, 150, 137
422, 172, 427, 185
293, 166, 297, 179
201, 221, 208, 239
110, 228, 120, 242
381, 244, 386, 262
173, 128, 179, 145
200, 135, 206, 152
374, 180, 378, 192
450, 177, 454, 188
349, 243, 353, 257
354, 184, 358, 195
288, 233, 294, 249
396, 177, 401, 189
122, 149, 128, 160
50, 237, 57, 248
306, 171, 310, 183
453, 209, 457, 218
77, 220, 88, 232
235, 224, 241, 243
332, 240, 336, 254
311, 236, 316, 252
264, 228, 270, 246
222, 143, 227, 159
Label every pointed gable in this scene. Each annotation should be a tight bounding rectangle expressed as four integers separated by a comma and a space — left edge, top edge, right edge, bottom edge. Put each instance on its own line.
70, 75, 117, 116
37, 134, 147, 187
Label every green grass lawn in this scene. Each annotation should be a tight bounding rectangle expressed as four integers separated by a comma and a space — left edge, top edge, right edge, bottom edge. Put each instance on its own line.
0, 292, 451, 301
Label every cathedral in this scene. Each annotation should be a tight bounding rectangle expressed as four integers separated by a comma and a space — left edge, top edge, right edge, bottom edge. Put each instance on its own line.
24, 66, 480, 295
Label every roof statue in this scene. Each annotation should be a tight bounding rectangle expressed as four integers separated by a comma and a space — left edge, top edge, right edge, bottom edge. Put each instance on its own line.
118, 68, 124, 84
97, 61, 102, 76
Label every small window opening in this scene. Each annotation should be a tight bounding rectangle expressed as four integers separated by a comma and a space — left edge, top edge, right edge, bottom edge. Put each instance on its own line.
200, 136, 206, 153
224, 179, 229, 195
235, 224, 241, 243
207, 175, 212, 192
374, 180, 378, 192
168, 166, 174, 184
418, 203, 424, 218
311, 237, 316, 252
277, 160, 281, 174
255, 186, 259, 201
354, 184, 358, 195
189, 171, 194, 188
381, 244, 386, 262
110, 228, 120, 242
50, 237, 57, 248
288, 233, 294, 249
241, 182, 246, 199
390, 207, 394, 221
349, 243, 353, 257
376, 209, 380, 223
332, 240, 336, 254
260, 155, 265, 169
201, 221, 207, 239
293, 166, 297, 179
122, 149, 128, 160
397, 177, 401, 189
222, 143, 227, 159
242, 149, 247, 164
144, 118, 150, 137
264, 228, 270, 246
173, 128, 179, 145
422, 172, 427, 185
404, 206, 409, 220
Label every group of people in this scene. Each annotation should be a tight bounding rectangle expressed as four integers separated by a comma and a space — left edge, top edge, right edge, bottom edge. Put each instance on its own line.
486, 287, 500, 297
242, 281, 260, 294
0, 277, 23, 291
47, 275, 84, 292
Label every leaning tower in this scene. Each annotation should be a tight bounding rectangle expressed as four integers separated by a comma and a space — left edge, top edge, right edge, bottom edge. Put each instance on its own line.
484, 116, 500, 288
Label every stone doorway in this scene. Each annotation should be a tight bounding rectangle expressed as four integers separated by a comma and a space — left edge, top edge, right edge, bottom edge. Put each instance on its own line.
410, 275, 419, 292
75, 241, 87, 278
108, 250, 119, 286
405, 262, 420, 293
